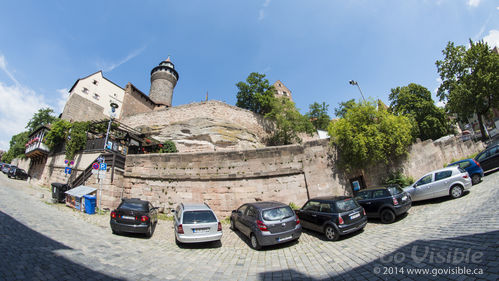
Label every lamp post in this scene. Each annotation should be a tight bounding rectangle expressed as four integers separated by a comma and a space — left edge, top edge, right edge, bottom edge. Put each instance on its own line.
100, 102, 119, 213
349, 80, 366, 102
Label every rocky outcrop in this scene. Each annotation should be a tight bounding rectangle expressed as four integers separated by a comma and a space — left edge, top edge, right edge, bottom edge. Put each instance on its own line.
121, 100, 273, 152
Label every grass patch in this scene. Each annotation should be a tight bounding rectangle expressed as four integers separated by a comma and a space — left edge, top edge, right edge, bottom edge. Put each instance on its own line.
158, 213, 174, 221
221, 216, 231, 224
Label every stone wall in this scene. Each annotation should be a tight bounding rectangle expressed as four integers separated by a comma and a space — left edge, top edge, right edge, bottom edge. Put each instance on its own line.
40, 152, 102, 186
120, 83, 158, 119
120, 100, 273, 153
352, 136, 486, 187
122, 139, 346, 217
61, 93, 107, 122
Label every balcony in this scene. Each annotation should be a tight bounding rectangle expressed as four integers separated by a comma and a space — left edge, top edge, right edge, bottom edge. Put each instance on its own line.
25, 140, 50, 158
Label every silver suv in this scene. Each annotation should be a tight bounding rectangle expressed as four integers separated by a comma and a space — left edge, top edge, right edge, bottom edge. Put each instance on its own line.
403, 166, 472, 201
173, 203, 222, 244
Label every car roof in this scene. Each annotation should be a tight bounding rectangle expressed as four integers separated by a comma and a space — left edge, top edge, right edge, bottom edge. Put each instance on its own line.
361, 186, 400, 191
181, 203, 212, 211
427, 166, 458, 174
121, 198, 149, 205
448, 158, 473, 165
309, 196, 351, 201
245, 201, 287, 209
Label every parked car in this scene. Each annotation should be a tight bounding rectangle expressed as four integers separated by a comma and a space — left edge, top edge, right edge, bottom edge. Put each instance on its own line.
447, 159, 484, 185
354, 186, 411, 223
7, 167, 29, 180
474, 144, 499, 173
110, 198, 158, 237
296, 197, 367, 241
230, 201, 301, 250
2, 164, 12, 174
173, 203, 222, 245
403, 166, 471, 202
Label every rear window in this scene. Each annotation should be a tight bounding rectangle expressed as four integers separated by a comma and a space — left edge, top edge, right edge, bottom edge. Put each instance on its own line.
457, 167, 466, 174
120, 202, 147, 211
183, 210, 217, 224
262, 206, 294, 221
335, 198, 359, 212
387, 186, 403, 195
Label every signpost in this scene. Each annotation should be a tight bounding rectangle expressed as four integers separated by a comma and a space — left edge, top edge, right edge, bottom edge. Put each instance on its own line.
64, 167, 72, 175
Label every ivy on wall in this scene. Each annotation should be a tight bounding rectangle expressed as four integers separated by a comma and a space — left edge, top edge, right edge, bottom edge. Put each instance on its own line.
45, 119, 90, 160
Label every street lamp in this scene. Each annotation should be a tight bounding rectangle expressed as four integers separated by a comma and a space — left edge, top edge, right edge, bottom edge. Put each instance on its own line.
103, 102, 119, 150
349, 80, 366, 102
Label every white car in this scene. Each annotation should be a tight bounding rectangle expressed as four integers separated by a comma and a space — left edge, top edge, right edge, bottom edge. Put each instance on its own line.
403, 166, 472, 202
173, 203, 222, 244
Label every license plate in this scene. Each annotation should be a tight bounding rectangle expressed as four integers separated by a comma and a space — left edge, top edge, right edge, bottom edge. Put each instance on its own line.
350, 213, 360, 219
193, 228, 209, 233
278, 236, 292, 242
121, 215, 135, 220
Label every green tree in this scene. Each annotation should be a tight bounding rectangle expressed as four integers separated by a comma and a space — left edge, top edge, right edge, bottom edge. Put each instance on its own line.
436, 40, 499, 140
157, 140, 177, 153
44, 119, 72, 150
334, 99, 357, 118
327, 101, 413, 171
265, 98, 315, 145
2, 131, 29, 163
389, 83, 453, 141
26, 108, 57, 133
306, 102, 331, 131
236, 72, 276, 115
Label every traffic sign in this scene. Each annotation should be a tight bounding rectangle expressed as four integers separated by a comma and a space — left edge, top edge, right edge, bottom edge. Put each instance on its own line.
64, 160, 69, 164
64, 167, 72, 175
100, 163, 107, 171
92, 162, 100, 170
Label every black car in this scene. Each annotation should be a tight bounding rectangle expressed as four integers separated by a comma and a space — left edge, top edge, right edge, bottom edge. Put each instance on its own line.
110, 198, 159, 237
230, 201, 302, 250
475, 144, 499, 173
354, 186, 411, 223
296, 197, 367, 241
7, 167, 29, 180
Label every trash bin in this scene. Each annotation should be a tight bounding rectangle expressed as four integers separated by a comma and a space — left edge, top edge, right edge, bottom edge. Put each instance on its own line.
51, 183, 70, 203
84, 195, 96, 214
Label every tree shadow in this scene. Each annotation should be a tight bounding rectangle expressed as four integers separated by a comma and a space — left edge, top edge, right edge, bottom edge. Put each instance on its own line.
229, 228, 299, 251
0, 210, 124, 280
411, 191, 470, 206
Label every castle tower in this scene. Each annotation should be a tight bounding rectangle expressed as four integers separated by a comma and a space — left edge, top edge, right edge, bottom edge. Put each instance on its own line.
149, 57, 179, 107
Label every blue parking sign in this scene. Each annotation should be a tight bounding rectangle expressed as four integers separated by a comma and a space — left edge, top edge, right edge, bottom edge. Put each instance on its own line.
65, 167, 72, 174
100, 163, 107, 170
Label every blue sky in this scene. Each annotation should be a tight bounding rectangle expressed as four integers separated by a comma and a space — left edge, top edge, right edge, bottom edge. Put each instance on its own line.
0, 0, 498, 151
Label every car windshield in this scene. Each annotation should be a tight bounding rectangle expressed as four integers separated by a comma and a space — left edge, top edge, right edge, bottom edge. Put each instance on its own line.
262, 206, 294, 221
387, 186, 403, 195
335, 198, 359, 212
120, 202, 147, 211
183, 210, 217, 224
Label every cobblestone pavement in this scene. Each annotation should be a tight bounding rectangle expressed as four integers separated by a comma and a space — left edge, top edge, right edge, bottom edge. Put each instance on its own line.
0, 172, 498, 281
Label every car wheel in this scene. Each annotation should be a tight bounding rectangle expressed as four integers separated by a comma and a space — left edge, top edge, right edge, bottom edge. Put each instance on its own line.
380, 209, 396, 224
324, 225, 339, 241
230, 218, 236, 230
450, 185, 463, 199
250, 233, 261, 250
471, 174, 481, 185
145, 225, 153, 238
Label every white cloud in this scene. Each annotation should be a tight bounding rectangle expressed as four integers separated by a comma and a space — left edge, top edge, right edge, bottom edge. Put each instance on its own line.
436, 100, 446, 108
0, 82, 50, 150
0, 54, 52, 151
467, 0, 481, 7
483, 29, 499, 48
258, 0, 271, 21
56, 88, 69, 115
0, 55, 19, 85
433, 77, 442, 94
98, 45, 147, 72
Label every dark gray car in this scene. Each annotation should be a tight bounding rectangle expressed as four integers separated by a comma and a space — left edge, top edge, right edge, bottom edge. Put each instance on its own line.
230, 201, 301, 250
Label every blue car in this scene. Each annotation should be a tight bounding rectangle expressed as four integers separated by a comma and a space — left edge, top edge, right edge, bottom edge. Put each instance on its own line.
447, 159, 484, 185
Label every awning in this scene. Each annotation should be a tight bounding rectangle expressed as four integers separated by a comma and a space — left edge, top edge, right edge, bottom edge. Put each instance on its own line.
65, 185, 97, 197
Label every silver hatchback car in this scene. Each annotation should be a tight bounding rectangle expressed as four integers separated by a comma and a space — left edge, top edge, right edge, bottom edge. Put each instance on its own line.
403, 166, 472, 201
173, 203, 222, 244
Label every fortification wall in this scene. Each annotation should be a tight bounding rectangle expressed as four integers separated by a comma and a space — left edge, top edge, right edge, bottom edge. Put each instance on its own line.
122, 139, 346, 217
120, 100, 273, 153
